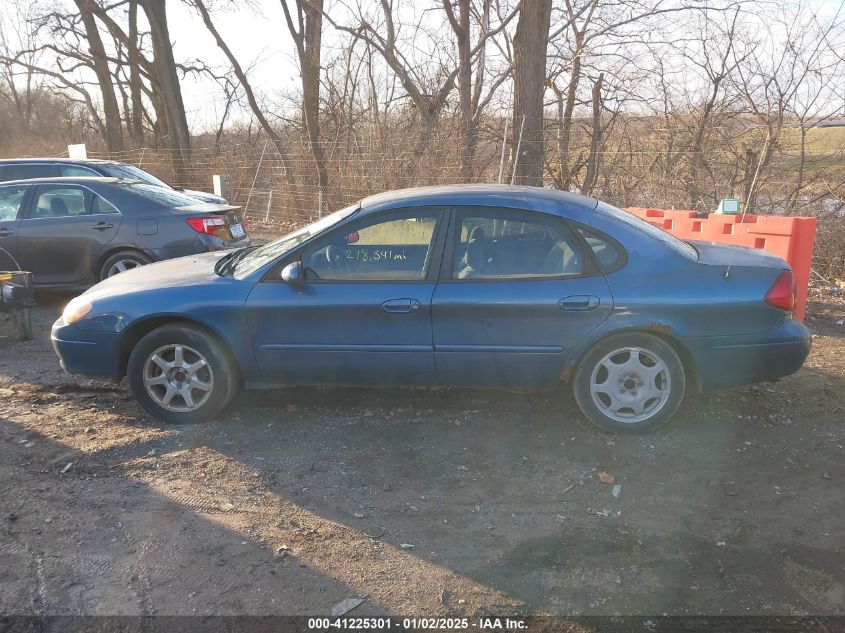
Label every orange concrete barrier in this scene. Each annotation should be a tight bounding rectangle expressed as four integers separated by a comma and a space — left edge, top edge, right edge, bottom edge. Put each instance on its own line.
624, 208, 817, 321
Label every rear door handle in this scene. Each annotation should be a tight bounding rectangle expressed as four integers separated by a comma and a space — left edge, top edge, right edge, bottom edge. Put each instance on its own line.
0, 228, 13, 237
559, 295, 600, 311
382, 298, 422, 314
92, 222, 114, 231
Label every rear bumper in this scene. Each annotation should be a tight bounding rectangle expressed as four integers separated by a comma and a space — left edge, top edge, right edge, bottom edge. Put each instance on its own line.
149, 234, 250, 262
51, 320, 122, 379
683, 319, 811, 390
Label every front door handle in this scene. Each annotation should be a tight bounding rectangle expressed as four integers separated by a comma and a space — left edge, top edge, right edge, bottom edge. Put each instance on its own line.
382, 298, 422, 314
92, 222, 114, 231
0, 228, 13, 237
559, 295, 600, 311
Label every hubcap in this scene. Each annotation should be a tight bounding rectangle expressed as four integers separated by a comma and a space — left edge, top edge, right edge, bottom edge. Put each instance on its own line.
589, 346, 671, 424
107, 259, 142, 277
142, 344, 214, 412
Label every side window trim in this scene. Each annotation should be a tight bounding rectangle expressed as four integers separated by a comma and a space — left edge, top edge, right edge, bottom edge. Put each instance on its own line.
441, 205, 596, 282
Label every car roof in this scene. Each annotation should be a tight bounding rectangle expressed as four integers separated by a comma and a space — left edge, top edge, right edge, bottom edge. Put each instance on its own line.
359, 184, 599, 215
0, 176, 133, 186
0, 157, 120, 166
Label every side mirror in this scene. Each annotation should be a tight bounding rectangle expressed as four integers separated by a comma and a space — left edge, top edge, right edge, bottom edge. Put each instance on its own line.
281, 261, 303, 283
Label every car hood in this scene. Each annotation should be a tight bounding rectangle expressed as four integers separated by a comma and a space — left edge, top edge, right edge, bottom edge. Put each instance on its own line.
689, 240, 789, 269
84, 251, 227, 301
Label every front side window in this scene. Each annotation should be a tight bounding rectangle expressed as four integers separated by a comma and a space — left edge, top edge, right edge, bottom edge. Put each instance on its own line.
452, 208, 583, 279
0, 185, 28, 221
32, 186, 88, 218
302, 212, 439, 281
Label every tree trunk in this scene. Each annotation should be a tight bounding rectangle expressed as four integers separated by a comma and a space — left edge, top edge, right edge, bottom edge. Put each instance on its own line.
282, 0, 328, 211
581, 73, 603, 194
301, 0, 328, 204
127, 0, 145, 145
511, 0, 552, 186
76, 0, 124, 151
142, 0, 191, 166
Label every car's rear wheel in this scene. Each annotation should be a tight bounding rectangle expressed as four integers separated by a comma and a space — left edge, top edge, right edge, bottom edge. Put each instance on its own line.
127, 324, 239, 424
100, 250, 152, 280
573, 333, 685, 434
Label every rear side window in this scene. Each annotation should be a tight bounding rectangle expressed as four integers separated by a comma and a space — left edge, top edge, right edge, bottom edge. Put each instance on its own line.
0, 185, 28, 221
32, 186, 88, 218
573, 223, 626, 272
8, 164, 53, 180
60, 165, 100, 177
91, 195, 119, 214
453, 208, 583, 279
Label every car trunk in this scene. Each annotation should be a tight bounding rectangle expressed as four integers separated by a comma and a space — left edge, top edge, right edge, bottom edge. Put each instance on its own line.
178, 203, 248, 242
688, 240, 789, 270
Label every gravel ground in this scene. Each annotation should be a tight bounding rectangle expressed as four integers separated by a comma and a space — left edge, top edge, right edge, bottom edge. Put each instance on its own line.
0, 290, 843, 616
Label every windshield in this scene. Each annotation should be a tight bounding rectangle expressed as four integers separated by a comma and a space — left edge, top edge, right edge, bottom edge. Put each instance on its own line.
233, 204, 359, 278
596, 201, 698, 260
100, 163, 171, 189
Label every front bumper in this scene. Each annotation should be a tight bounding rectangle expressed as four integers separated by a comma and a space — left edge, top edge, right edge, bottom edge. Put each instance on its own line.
51, 319, 123, 379
683, 318, 811, 390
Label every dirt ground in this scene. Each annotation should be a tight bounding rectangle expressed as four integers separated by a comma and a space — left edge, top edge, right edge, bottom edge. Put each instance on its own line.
0, 290, 843, 617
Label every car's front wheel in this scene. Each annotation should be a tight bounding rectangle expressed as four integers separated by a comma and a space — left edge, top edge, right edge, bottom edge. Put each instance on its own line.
127, 324, 239, 424
573, 333, 685, 434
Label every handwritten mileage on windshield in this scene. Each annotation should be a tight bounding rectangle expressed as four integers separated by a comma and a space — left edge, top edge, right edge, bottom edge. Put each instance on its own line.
345, 248, 408, 262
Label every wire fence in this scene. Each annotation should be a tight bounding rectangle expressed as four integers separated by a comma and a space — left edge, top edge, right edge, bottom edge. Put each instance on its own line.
79, 120, 845, 280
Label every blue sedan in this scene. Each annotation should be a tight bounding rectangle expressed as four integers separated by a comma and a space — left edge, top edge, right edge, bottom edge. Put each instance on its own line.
51, 185, 811, 433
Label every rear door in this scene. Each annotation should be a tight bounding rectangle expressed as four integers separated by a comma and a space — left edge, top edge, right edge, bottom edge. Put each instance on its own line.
16, 184, 121, 285
432, 206, 613, 389
0, 184, 30, 270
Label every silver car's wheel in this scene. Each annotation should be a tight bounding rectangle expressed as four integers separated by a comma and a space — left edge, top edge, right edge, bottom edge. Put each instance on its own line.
589, 346, 671, 424
99, 250, 152, 281
107, 259, 142, 277
142, 344, 214, 412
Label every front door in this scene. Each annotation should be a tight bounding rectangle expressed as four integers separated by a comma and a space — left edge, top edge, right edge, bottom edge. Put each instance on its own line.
16, 184, 121, 285
432, 206, 613, 388
0, 184, 30, 270
246, 208, 446, 386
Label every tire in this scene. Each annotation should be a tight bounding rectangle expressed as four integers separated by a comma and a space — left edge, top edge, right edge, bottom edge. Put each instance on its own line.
14, 307, 33, 341
99, 250, 152, 281
127, 324, 240, 424
572, 332, 685, 434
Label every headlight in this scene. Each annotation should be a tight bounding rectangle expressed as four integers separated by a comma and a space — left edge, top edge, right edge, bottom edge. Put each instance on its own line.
62, 297, 93, 324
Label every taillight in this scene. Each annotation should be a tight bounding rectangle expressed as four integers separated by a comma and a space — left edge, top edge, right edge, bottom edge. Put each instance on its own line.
765, 270, 795, 312
187, 216, 227, 237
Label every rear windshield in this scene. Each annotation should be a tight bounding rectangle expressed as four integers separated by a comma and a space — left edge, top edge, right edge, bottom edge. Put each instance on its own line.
99, 163, 170, 189
596, 201, 697, 260
128, 183, 206, 207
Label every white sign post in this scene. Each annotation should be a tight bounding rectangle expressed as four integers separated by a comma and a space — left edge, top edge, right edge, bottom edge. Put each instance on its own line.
67, 144, 87, 159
